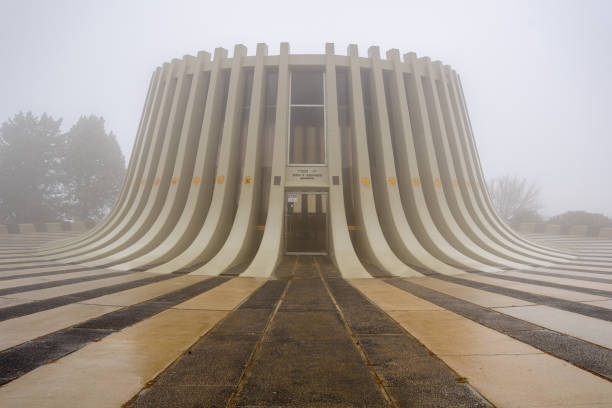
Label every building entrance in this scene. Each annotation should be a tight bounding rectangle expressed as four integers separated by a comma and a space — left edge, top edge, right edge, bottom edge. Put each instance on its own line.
285, 191, 328, 254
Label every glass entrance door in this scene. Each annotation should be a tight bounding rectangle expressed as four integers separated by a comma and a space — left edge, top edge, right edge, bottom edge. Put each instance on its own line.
285, 191, 328, 254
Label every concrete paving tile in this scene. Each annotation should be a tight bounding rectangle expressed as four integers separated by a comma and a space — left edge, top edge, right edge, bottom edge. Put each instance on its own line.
0, 276, 206, 352
279, 278, 335, 311
530, 268, 612, 281
0, 308, 227, 408
509, 329, 612, 379
235, 340, 387, 407
0, 327, 111, 384
436, 274, 612, 322
350, 279, 443, 311
81, 275, 207, 307
0, 274, 175, 321
495, 304, 612, 349
267, 311, 348, 342
0, 270, 129, 296
442, 354, 612, 408
358, 335, 492, 407
385, 278, 612, 379
461, 273, 609, 302
478, 271, 612, 298
385, 382, 491, 408
388, 279, 539, 333
387, 309, 539, 356
127, 279, 288, 407
325, 278, 404, 335
356, 334, 438, 380
0, 297, 27, 308
582, 299, 612, 309
76, 302, 172, 330
0, 277, 230, 384
239, 280, 287, 309
0, 269, 110, 290
0, 260, 53, 267
133, 385, 234, 408
160, 334, 259, 386
0, 303, 120, 351
507, 271, 612, 291
212, 308, 272, 335
408, 276, 534, 308
174, 278, 265, 310
325, 272, 492, 407
0, 264, 86, 277
7, 272, 147, 301
552, 264, 612, 273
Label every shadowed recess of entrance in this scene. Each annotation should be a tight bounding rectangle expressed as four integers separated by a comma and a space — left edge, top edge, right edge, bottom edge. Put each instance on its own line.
285, 191, 328, 254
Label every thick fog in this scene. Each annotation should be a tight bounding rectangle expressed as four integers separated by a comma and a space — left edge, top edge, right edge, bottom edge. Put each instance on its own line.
1, 0, 610, 217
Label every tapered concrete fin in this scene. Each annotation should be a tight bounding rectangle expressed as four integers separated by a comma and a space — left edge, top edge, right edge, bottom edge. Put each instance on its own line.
40, 67, 162, 253
192, 43, 269, 275
375, 51, 494, 273
77, 58, 195, 266
324, 42, 371, 278
147, 46, 248, 273
60, 59, 189, 264
45, 61, 179, 262
432, 61, 558, 266
40, 44, 574, 278
359, 47, 461, 276
124, 48, 228, 273
242, 42, 290, 278
400, 53, 504, 272
443, 65, 546, 256
346, 44, 421, 277
418, 59, 531, 269
89, 54, 212, 269
39, 67, 164, 254
448, 67, 574, 260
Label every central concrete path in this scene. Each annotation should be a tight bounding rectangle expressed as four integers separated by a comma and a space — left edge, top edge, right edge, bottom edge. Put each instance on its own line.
129, 256, 490, 407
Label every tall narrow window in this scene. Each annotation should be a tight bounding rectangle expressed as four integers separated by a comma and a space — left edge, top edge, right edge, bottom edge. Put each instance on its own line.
288, 71, 326, 165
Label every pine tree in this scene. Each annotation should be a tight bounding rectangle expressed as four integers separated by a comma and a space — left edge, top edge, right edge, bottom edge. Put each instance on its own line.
0, 112, 64, 223
61, 115, 125, 222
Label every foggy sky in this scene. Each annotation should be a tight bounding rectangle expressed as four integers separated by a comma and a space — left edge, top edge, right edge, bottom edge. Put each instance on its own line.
1, 0, 611, 217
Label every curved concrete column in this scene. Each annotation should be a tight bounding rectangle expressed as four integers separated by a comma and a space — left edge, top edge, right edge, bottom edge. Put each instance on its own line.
113, 48, 228, 272
74, 58, 194, 265
53, 60, 184, 263
322, 43, 371, 278
38, 67, 163, 253
383, 50, 479, 274
419, 59, 534, 269
241, 43, 290, 278
85, 54, 211, 267
433, 62, 562, 265
38, 43, 574, 278
345, 44, 420, 277
401, 54, 513, 271
448, 68, 575, 260
192, 43, 269, 275
46, 62, 178, 261
145, 45, 248, 274
363, 47, 465, 275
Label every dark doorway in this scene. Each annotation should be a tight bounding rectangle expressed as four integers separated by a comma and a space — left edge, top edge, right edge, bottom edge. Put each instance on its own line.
285, 191, 328, 254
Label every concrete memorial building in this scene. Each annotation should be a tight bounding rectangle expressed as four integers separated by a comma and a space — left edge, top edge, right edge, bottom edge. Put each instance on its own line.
40, 43, 576, 276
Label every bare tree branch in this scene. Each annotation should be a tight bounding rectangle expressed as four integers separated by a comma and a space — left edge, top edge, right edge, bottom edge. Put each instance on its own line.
487, 175, 541, 222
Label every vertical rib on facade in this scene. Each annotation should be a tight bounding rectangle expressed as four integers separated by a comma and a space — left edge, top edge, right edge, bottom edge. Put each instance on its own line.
39, 43, 576, 278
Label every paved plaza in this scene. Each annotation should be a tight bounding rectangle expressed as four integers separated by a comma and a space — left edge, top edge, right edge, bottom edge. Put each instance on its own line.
0, 231, 610, 407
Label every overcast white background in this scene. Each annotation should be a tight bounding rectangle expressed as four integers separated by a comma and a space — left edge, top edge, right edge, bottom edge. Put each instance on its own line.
1, 0, 610, 217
